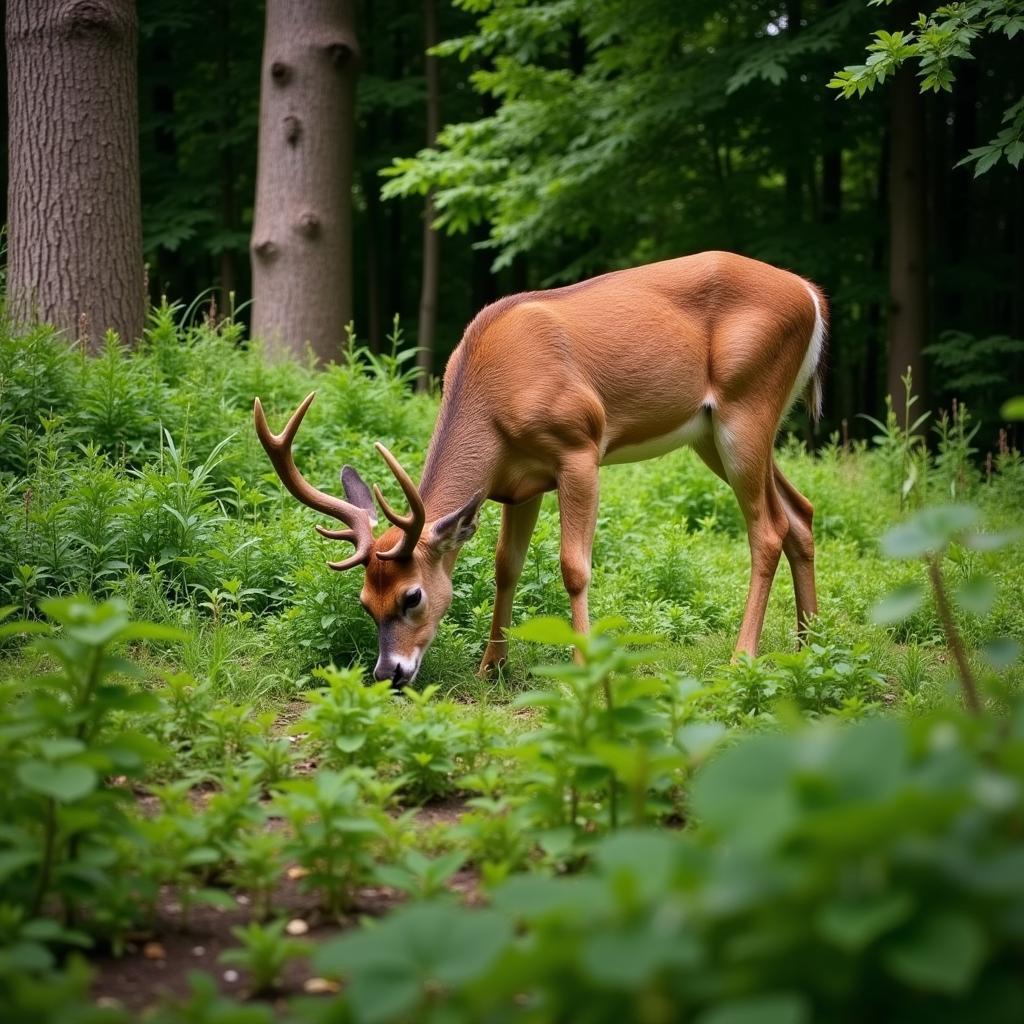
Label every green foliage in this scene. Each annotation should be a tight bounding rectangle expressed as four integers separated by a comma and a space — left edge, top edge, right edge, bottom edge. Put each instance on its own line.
832, 1, 1024, 174
0, 599, 177, 955
1, 299, 1023, 1021
382, 0, 880, 284
273, 769, 385, 919
312, 703, 1024, 1024
218, 920, 311, 996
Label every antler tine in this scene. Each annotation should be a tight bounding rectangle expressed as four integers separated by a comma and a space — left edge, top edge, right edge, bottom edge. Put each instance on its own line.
253, 393, 373, 571
373, 442, 426, 560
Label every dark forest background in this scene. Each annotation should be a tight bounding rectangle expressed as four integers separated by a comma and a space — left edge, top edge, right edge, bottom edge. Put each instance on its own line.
2, 0, 1021, 439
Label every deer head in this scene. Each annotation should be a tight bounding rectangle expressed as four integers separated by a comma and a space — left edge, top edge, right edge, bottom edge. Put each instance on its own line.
254, 392, 481, 685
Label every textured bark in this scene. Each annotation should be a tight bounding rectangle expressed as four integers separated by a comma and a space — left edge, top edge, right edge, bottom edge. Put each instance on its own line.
250, 0, 358, 362
886, 68, 928, 416
6, 0, 143, 350
415, 0, 440, 391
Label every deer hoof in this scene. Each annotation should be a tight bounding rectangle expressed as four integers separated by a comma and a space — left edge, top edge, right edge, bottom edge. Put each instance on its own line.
477, 652, 507, 679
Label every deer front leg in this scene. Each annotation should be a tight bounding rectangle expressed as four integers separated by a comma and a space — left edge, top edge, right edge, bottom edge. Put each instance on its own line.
478, 495, 542, 677
556, 449, 600, 640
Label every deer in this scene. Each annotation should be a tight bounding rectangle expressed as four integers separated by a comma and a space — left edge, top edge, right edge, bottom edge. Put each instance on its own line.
254, 250, 826, 686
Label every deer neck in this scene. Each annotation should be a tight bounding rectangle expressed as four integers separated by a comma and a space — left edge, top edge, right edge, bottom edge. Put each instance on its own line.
418, 395, 498, 520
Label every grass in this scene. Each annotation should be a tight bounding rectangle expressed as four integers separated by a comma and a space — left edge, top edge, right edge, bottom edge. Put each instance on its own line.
3, 305, 1024, 1021
2, 302, 1023, 709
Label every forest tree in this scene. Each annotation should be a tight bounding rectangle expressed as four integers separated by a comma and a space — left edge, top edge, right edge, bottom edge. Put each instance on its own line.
250, 0, 359, 362
6, 0, 143, 350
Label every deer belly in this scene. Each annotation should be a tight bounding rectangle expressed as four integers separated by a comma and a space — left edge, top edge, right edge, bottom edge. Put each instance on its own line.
601, 410, 711, 466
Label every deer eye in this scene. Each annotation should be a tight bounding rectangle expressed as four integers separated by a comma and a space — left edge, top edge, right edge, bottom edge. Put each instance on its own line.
402, 588, 423, 613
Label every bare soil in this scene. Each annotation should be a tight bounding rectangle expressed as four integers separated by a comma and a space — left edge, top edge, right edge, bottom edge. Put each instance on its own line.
91, 799, 476, 1015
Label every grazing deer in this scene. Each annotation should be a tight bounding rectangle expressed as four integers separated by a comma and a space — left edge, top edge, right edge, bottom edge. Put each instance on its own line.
255, 251, 826, 685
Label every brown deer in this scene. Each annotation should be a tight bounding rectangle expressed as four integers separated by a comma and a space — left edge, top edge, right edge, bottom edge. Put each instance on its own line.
255, 251, 826, 685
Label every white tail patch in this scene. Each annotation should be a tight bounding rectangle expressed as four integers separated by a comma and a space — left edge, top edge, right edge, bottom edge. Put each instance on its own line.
785, 284, 825, 421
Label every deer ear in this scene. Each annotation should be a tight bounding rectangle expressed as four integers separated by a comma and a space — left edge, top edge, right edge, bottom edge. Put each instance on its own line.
341, 466, 377, 527
428, 492, 483, 555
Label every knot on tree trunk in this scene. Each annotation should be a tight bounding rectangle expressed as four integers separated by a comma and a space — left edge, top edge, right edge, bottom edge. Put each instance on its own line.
294, 213, 321, 239
59, 0, 126, 40
283, 115, 302, 145
252, 238, 279, 262
324, 36, 359, 68
270, 60, 292, 85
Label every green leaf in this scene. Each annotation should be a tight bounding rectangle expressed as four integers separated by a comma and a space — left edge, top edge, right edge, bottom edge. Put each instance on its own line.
118, 622, 188, 643
884, 911, 987, 995
676, 721, 727, 758
954, 576, 996, 616
0, 620, 51, 640
880, 505, 978, 559
316, 904, 513, 1023
870, 583, 925, 624
336, 734, 367, 753
1001, 396, 1024, 420
37, 738, 86, 759
964, 530, 1019, 552
0, 849, 39, 881
580, 926, 700, 986
17, 760, 98, 802
818, 892, 913, 951
696, 994, 810, 1024
508, 616, 582, 646
983, 637, 1021, 669
194, 887, 240, 910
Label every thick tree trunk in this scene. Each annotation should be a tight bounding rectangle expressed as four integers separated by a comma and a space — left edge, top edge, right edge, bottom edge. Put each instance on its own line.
416, 0, 440, 391
6, 0, 143, 350
886, 69, 928, 416
250, 0, 358, 362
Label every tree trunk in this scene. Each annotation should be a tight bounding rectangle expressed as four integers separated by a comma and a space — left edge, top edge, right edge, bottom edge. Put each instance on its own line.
6, 0, 143, 350
886, 67, 928, 416
250, 0, 358, 362
415, 0, 440, 391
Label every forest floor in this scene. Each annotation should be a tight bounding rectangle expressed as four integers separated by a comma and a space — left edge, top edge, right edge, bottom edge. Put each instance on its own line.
3, 323, 1023, 1018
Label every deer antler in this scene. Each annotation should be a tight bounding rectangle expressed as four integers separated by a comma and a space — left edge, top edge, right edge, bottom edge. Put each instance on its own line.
254, 392, 374, 571
373, 442, 426, 560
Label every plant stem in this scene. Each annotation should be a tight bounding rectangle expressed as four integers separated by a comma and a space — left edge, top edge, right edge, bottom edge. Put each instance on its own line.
926, 555, 981, 714
32, 798, 57, 917
602, 677, 618, 831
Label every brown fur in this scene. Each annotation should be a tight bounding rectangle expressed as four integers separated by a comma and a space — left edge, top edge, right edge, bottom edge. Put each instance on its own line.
263, 251, 827, 680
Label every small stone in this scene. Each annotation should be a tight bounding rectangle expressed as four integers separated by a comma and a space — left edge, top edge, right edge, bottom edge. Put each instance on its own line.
192, 945, 206, 957
96, 996, 124, 1010
143, 942, 166, 960
236, 894, 250, 905
286, 918, 309, 936
223, 969, 240, 984
287, 866, 310, 880
304, 977, 340, 994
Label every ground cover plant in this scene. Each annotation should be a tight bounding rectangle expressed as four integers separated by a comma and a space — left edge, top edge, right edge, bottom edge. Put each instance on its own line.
1, 308, 1023, 1020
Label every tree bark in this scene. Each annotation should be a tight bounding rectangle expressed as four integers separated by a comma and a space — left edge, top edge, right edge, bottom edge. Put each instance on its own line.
886, 67, 928, 416
6, 0, 143, 350
250, 0, 358, 362
415, 0, 440, 391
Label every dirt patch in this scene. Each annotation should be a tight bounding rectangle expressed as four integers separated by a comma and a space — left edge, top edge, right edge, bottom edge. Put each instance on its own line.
90, 800, 478, 1014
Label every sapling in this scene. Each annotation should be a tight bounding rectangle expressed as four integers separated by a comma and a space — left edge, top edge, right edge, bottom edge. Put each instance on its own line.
219, 919, 311, 996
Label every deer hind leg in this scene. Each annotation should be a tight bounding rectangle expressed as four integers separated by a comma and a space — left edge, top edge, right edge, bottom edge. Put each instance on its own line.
556, 447, 600, 641
711, 414, 789, 657
478, 494, 543, 677
773, 464, 817, 641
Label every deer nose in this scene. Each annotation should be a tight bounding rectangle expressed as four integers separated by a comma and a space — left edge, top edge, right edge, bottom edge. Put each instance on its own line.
373, 659, 408, 686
